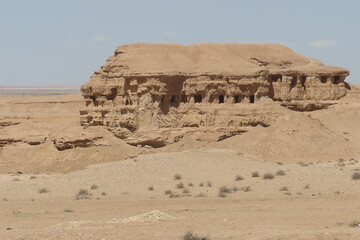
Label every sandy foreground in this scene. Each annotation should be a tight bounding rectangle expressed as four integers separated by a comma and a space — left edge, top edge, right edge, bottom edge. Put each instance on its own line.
0, 89, 360, 239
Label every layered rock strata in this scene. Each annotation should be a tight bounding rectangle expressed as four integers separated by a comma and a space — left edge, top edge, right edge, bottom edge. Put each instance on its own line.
80, 43, 349, 146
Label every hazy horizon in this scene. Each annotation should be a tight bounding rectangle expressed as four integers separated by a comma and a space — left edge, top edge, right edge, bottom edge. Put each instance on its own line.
1, 0, 360, 86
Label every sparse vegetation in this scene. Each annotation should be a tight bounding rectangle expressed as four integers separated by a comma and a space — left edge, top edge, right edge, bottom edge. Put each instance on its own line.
188, 182, 194, 187
263, 173, 275, 180
182, 188, 190, 194
235, 175, 244, 181
101, 192, 107, 196
276, 162, 283, 165
199, 182, 204, 187
3, 198, 8, 201
90, 184, 98, 190
12, 178, 20, 182
231, 186, 240, 192
218, 186, 232, 197
164, 189, 173, 195
148, 186, 154, 191
182, 231, 209, 240
64, 208, 74, 212
351, 172, 360, 180
304, 184, 310, 189
206, 181, 212, 187
75, 189, 91, 200
30, 176, 37, 180
218, 192, 227, 198
174, 174, 182, 180
279, 186, 289, 191
176, 182, 184, 189
38, 188, 49, 194
275, 170, 286, 176
251, 171, 259, 177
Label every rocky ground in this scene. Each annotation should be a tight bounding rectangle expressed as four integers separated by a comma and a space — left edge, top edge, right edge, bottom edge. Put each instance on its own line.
0, 86, 360, 239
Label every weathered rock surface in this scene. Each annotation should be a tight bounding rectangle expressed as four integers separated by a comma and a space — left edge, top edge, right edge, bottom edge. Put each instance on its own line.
80, 43, 349, 146
53, 127, 107, 151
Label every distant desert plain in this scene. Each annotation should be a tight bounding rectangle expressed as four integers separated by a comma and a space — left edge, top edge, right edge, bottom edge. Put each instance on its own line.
1, 85, 360, 240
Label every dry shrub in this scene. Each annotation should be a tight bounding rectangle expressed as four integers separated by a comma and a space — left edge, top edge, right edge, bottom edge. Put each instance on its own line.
183, 231, 209, 240
176, 182, 184, 189
263, 173, 275, 180
276, 170, 286, 176
38, 188, 49, 194
351, 172, 360, 180
164, 189, 173, 195
75, 189, 91, 200
235, 175, 244, 181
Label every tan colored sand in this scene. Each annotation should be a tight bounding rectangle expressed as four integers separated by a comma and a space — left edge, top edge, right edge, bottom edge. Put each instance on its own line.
0, 87, 360, 239
1, 149, 360, 239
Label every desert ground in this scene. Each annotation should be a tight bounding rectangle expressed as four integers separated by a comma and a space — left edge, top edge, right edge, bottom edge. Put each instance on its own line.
1, 86, 360, 240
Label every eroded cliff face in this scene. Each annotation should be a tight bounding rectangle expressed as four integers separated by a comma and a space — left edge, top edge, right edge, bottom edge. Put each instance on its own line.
80, 43, 349, 147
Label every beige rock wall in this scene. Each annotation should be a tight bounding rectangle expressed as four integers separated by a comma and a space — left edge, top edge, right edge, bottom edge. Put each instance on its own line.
80, 43, 350, 146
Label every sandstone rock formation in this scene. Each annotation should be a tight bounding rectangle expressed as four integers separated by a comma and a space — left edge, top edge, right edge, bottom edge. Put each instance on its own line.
80, 43, 349, 146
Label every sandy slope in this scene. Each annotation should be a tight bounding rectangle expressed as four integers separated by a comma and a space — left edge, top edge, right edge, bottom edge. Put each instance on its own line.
1, 149, 360, 239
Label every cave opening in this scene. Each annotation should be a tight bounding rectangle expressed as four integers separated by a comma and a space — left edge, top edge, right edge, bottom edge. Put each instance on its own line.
334, 76, 340, 84
234, 96, 240, 104
250, 95, 255, 104
219, 95, 224, 104
195, 95, 202, 103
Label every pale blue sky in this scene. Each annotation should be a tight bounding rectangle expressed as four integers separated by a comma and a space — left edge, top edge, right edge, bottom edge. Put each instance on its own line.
1, 0, 359, 86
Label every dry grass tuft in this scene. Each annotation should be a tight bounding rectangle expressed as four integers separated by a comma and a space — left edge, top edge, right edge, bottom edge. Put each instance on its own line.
176, 182, 185, 189
251, 171, 260, 177
219, 186, 232, 197
275, 170, 286, 176
263, 173, 275, 180
182, 188, 190, 194
235, 175, 244, 181
75, 189, 91, 200
183, 231, 209, 240
90, 184, 98, 190
351, 172, 360, 180
38, 188, 49, 194
148, 186, 154, 191
164, 189, 173, 195
174, 174, 182, 180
